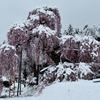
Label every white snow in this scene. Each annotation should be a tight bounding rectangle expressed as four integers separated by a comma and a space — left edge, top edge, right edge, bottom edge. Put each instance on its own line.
36, 5, 57, 14
30, 14, 39, 21
77, 63, 93, 77
56, 63, 75, 77
1, 83, 24, 97
60, 34, 99, 58
0, 42, 15, 53
1, 80, 100, 100
85, 24, 100, 38
65, 68, 75, 75
61, 34, 100, 45
60, 35, 73, 44
42, 62, 93, 83
24, 20, 33, 27
10, 21, 25, 30
32, 25, 56, 37
2, 76, 8, 81
29, 5, 57, 22
36, 5, 57, 9
40, 66, 52, 73
57, 62, 93, 78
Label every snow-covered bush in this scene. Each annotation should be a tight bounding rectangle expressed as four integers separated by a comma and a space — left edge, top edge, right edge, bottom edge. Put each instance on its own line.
79, 39, 99, 63
39, 62, 95, 92
60, 38, 78, 63
83, 25, 100, 41
60, 34, 99, 63
76, 63, 95, 80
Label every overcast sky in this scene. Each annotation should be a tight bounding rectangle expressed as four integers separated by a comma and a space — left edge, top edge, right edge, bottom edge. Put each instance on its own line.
0, 0, 100, 44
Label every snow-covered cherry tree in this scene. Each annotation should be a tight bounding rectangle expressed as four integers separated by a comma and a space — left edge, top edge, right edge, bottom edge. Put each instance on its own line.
0, 42, 17, 78
7, 5, 62, 86
27, 5, 61, 36
79, 39, 98, 63
7, 21, 28, 46
7, 21, 29, 95
60, 38, 79, 63
0, 42, 18, 96
26, 5, 62, 84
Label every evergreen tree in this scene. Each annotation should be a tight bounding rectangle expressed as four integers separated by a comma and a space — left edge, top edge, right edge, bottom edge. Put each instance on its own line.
67, 24, 74, 35
63, 30, 67, 35
74, 28, 79, 35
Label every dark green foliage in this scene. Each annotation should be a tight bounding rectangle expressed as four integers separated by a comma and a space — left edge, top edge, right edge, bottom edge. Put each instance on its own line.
0, 95, 7, 98
3, 81, 10, 87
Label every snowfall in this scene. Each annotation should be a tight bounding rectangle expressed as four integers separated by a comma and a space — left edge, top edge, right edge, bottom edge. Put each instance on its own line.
1, 79, 100, 100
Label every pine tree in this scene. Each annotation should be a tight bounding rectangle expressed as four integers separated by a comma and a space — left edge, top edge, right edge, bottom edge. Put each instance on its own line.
67, 24, 74, 35
75, 28, 79, 35
63, 30, 68, 35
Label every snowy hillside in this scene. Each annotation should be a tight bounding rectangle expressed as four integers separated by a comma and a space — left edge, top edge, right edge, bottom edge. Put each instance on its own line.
1, 80, 100, 100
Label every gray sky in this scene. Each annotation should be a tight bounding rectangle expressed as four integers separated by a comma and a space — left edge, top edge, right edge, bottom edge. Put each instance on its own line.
0, 0, 100, 44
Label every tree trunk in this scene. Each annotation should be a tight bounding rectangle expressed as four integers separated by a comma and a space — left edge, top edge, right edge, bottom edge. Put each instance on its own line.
17, 66, 20, 96
33, 63, 37, 77
13, 72, 15, 95
20, 48, 22, 95
17, 47, 22, 96
36, 65, 39, 85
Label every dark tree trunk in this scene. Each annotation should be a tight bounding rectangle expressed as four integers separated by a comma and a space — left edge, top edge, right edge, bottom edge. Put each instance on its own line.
17, 65, 20, 96
47, 51, 60, 65
47, 51, 72, 65
20, 48, 22, 95
33, 63, 37, 77
17, 47, 22, 96
36, 65, 39, 85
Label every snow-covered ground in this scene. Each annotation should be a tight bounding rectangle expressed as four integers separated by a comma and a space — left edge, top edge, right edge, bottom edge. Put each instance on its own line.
1, 79, 100, 100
